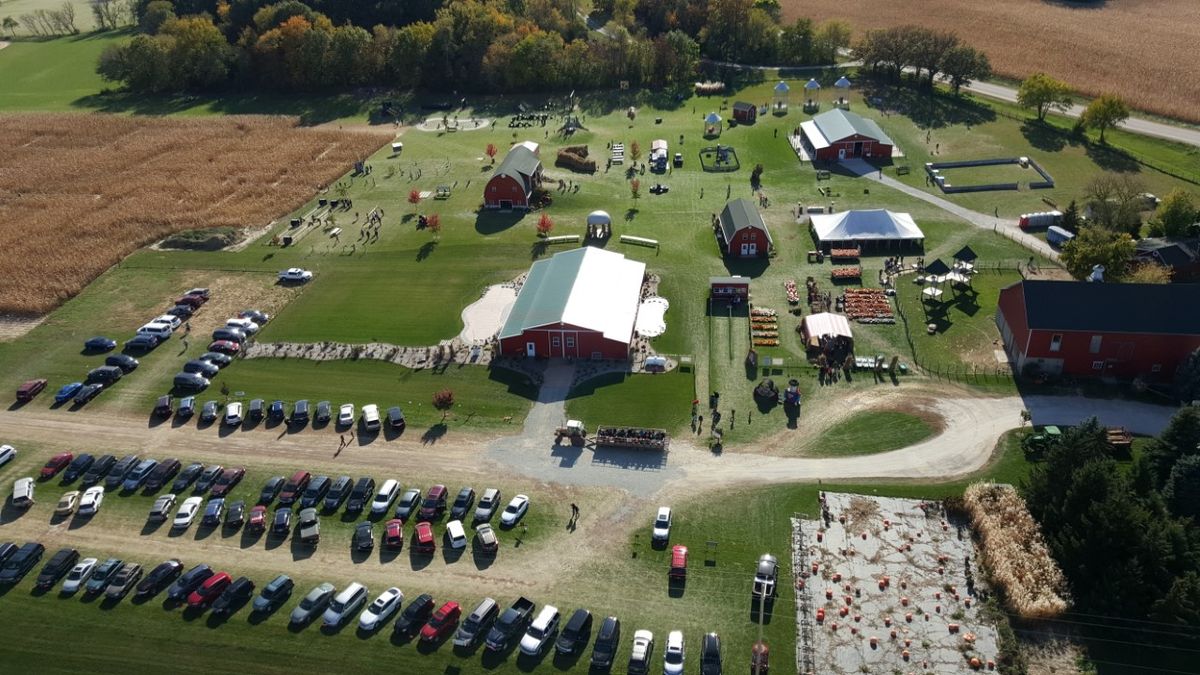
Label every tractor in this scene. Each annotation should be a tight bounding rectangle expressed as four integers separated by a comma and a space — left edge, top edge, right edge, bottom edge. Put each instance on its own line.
1022, 425, 1062, 459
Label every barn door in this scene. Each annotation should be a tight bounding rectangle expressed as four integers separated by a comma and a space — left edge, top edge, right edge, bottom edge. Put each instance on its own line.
526, 342, 536, 357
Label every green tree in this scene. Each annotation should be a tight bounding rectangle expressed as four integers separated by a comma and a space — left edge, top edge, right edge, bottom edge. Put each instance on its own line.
1139, 406, 1200, 489
1060, 199, 1080, 232
698, 0, 752, 61
1017, 72, 1072, 121
1147, 189, 1198, 238
658, 29, 700, 84
741, 7, 779, 63
940, 44, 990, 95
1151, 572, 1200, 626
97, 33, 174, 91
778, 17, 814, 66
138, 0, 174, 34
752, 0, 781, 22
1059, 224, 1135, 280
2, 16, 17, 37
907, 27, 957, 88
1084, 172, 1145, 235
1163, 455, 1200, 521
1081, 93, 1129, 144
385, 21, 435, 88
160, 15, 234, 88
327, 24, 373, 85
1173, 349, 1200, 406
1124, 262, 1172, 284
812, 19, 851, 64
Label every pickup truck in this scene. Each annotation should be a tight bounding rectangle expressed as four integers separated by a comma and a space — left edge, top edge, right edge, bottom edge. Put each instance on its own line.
752, 553, 778, 599
297, 508, 320, 545
485, 596, 535, 652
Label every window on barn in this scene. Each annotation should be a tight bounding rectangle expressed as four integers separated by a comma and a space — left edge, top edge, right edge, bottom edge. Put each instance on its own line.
552, 337, 561, 347
1092, 361, 1104, 370
566, 336, 575, 348
1050, 334, 1063, 352
1151, 364, 1162, 373
1089, 335, 1102, 354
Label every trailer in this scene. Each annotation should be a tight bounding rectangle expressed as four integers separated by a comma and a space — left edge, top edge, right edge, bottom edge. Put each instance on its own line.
595, 425, 669, 451
1046, 225, 1075, 247
1106, 426, 1133, 454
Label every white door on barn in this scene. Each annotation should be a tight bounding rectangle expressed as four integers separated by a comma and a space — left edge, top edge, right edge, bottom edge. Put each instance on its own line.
740, 243, 749, 256
838, 147, 846, 159
747, 243, 757, 256
526, 342, 536, 357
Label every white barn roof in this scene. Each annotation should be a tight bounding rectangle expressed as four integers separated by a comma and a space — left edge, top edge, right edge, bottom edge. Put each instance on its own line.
500, 247, 645, 343
811, 209, 925, 243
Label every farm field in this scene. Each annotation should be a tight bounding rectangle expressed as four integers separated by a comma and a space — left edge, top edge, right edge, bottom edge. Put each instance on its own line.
785, 0, 1200, 123
0, 114, 388, 315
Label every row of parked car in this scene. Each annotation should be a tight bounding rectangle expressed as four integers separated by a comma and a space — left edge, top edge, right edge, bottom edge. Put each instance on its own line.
0, 539, 726, 673
153, 396, 405, 433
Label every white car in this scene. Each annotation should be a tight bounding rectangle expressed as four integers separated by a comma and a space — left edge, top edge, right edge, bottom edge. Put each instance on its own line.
173, 496, 204, 530
519, 605, 560, 656
61, 558, 98, 594
337, 403, 355, 427
224, 402, 243, 426
358, 587, 404, 631
278, 268, 313, 282
322, 582, 368, 628
78, 486, 105, 515
652, 506, 672, 544
499, 494, 530, 527
225, 318, 260, 334
446, 519, 467, 549
630, 629, 655, 672
361, 404, 380, 431
370, 479, 400, 516
663, 630, 685, 675
153, 314, 182, 330
0, 444, 15, 467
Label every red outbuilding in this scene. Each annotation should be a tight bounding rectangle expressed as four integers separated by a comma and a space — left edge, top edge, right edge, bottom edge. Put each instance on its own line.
715, 198, 773, 259
732, 101, 757, 124
484, 141, 543, 210
996, 280, 1200, 381
799, 108, 894, 162
499, 247, 646, 360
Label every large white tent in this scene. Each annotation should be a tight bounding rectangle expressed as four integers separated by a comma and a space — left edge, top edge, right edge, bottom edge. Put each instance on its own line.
801, 312, 854, 347
810, 209, 925, 249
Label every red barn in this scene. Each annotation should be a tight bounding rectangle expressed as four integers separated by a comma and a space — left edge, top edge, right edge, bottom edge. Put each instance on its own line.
499, 247, 646, 360
996, 280, 1200, 381
715, 199, 773, 258
484, 141, 543, 210
732, 101, 757, 124
799, 109, 894, 162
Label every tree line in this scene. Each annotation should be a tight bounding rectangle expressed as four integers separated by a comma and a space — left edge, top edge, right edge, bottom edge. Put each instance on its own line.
851, 24, 992, 94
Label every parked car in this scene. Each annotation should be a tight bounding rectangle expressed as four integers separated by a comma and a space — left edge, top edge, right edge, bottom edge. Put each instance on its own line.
182, 287, 210, 300
359, 587, 404, 631
166, 305, 194, 319
35, 547, 79, 590
418, 484, 448, 521
122, 458, 159, 491
145, 458, 181, 491
124, 334, 161, 351
247, 398, 264, 421
72, 383, 104, 405
590, 616, 621, 669
53, 382, 83, 404
206, 340, 239, 356
199, 400, 219, 423
175, 294, 205, 309
370, 479, 401, 516
278, 268, 314, 282
267, 400, 285, 422
420, 601, 462, 643
61, 557, 98, 594
187, 572, 233, 609
299, 475, 331, 509
173, 373, 210, 391
211, 576, 255, 616
290, 399, 310, 427
669, 545, 688, 583
259, 475, 285, 504
500, 494, 530, 527
353, 522, 374, 552
166, 564, 214, 602
105, 353, 139, 373
81, 454, 116, 486
136, 559, 184, 598
627, 629, 655, 675
104, 562, 144, 601
315, 400, 331, 425
176, 397, 196, 419
271, 508, 292, 537
699, 632, 722, 675
475, 488, 502, 522
253, 574, 295, 614
16, 378, 48, 402
651, 506, 673, 545
84, 558, 122, 595
663, 630, 685, 675
380, 518, 405, 550
247, 505, 268, 533
172, 496, 204, 530
149, 493, 177, 522
345, 477, 376, 514
361, 404, 381, 432
752, 553, 778, 599
211, 328, 246, 345
202, 498, 226, 527
225, 500, 246, 529
387, 406, 406, 431
394, 593, 436, 637
520, 605, 561, 656
104, 454, 139, 490
450, 487, 476, 520
62, 453, 95, 483
78, 485, 105, 515
322, 582, 369, 628
295, 507, 320, 544
200, 352, 232, 368
183, 360, 219, 378
195, 464, 224, 493
278, 470, 311, 505
475, 523, 499, 554
454, 597, 499, 648
12, 477, 36, 509
394, 488, 421, 521
0, 445, 14, 468
239, 309, 270, 324
172, 462, 204, 493
225, 318, 259, 334
413, 521, 436, 555
446, 520, 468, 549
84, 336, 117, 352
290, 582, 337, 625
86, 365, 123, 385
41, 452, 73, 480
337, 403, 355, 428
324, 475, 353, 511
210, 467, 245, 497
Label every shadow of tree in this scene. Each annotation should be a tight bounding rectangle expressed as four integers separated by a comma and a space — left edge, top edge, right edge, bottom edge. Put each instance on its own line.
416, 241, 438, 261
1020, 120, 1069, 152
421, 424, 448, 444
861, 80, 996, 130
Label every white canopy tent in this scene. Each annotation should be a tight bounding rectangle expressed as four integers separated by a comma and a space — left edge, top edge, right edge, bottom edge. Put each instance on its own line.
810, 209, 925, 250
801, 312, 854, 347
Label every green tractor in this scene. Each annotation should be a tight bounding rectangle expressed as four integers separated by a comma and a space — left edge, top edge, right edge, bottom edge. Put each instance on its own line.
1022, 425, 1062, 459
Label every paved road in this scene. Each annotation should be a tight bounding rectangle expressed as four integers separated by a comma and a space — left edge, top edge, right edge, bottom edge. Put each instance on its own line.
840, 158, 1060, 261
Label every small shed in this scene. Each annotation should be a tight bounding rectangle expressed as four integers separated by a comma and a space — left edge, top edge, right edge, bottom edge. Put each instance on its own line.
710, 275, 750, 301
801, 312, 854, 349
704, 112, 723, 137
773, 81, 791, 112
732, 101, 757, 124
804, 78, 821, 107
834, 76, 852, 106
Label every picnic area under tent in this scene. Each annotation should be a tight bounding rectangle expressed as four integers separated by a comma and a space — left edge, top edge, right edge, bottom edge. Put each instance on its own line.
803, 78, 821, 108
953, 245, 978, 273
704, 112, 722, 137
800, 312, 854, 349
834, 76, 852, 106
810, 209, 925, 251
773, 81, 790, 112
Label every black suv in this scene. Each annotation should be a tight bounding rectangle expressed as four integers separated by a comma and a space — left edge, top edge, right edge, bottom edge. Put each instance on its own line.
62, 453, 96, 483
450, 487, 476, 520
323, 475, 353, 511
0, 542, 46, 585
299, 475, 331, 509
104, 454, 139, 490
35, 547, 79, 590
345, 477, 376, 514
81, 454, 116, 486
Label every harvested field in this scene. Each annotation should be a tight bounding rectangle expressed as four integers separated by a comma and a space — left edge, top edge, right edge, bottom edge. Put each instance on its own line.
785, 0, 1200, 123
0, 114, 389, 315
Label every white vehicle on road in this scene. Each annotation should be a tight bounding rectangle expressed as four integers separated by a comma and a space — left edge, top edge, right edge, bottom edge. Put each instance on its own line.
278, 268, 313, 282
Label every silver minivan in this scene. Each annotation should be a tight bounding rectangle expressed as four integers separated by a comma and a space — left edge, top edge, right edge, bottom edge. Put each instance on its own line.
0, 445, 16, 468
322, 582, 369, 628
12, 477, 35, 509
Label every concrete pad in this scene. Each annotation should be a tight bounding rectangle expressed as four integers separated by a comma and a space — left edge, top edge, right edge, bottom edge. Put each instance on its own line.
459, 284, 517, 343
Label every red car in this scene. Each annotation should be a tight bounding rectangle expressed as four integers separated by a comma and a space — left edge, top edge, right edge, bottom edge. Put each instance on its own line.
210, 467, 246, 497
16, 379, 47, 402
40, 452, 74, 480
384, 518, 405, 550
176, 294, 207, 309
278, 470, 311, 505
247, 505, 268, 533
669, 545, 688, 582
413, 521, 436, 555
419, 601, 461, 642
187, 571, 232, 609
418, 484, 447, 521
208, 340, 240, 355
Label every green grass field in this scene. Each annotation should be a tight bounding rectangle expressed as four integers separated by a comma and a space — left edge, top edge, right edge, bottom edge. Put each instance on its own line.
935, 161, 1038, 188
807, 409, 936, 457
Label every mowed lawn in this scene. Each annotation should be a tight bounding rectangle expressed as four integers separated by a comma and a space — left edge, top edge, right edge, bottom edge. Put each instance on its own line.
0, 33, 119, 110
807, 410, 936, 457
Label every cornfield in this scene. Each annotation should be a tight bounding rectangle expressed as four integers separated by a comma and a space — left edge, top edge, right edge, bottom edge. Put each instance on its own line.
785, 0, 1200, 123
963, 482, 1070, 619
0, 114, 389, 315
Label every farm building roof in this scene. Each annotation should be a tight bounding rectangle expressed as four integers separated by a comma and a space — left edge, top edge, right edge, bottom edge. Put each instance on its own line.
1012, 280, 1200, 335
775, 80, 790, 92
493, 143, 542, 183
499, 247, 646, 342
1135, 237, 1199, 268
733, 101, 755, 112
808, 109, 894, 146
718, 199, 773, 245
710, 275, 749, 286
811, 209, 923, 243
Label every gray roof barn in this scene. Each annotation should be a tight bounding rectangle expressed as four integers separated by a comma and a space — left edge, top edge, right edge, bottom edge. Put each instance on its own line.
718, 199, 773, 245
811, 109, 895, 146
